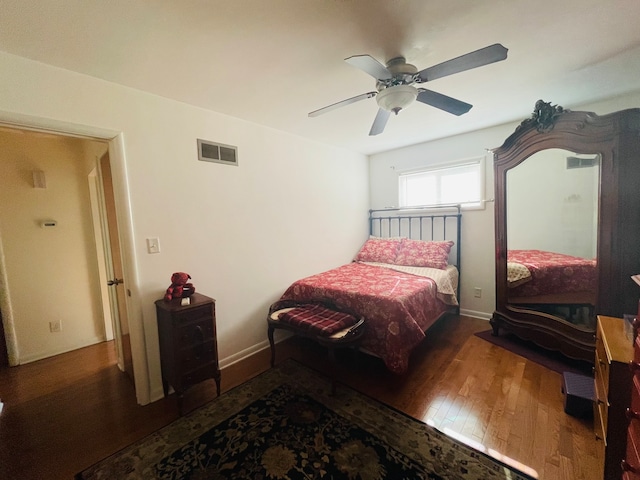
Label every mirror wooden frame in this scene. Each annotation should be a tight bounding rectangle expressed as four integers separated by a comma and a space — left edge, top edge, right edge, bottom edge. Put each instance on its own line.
491, 100, 640, 362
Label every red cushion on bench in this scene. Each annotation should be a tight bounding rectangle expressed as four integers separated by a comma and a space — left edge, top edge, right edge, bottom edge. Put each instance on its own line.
278, 304, 357, 336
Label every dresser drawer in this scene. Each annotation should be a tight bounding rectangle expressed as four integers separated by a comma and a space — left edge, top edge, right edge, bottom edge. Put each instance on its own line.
624, 421, 640, 480
628, 363, 640, 479
594, 343, 609, 443
594, 374, 607, 444
632, 376, 640, 414
596, 328, 610, 397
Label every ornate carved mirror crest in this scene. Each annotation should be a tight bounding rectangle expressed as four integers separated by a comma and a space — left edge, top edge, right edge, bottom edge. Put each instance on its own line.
519, 99, 566, 133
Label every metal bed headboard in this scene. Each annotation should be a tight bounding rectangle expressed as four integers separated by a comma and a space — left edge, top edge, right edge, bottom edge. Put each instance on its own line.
369, 204, 462, 304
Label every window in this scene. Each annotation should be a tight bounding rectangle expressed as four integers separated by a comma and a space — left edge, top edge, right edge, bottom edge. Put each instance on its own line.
398, 157, 485, 209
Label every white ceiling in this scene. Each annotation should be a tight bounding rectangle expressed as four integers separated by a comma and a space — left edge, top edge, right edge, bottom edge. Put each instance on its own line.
2, 0, 640, 155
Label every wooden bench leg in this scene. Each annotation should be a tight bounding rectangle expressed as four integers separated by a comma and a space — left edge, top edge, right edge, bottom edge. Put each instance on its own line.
327, 347, 338, 395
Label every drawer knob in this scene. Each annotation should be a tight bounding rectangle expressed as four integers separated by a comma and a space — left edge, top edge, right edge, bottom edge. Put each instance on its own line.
626, 408, 640, 421
195, 325, 205, 342
630, 361, 640, 372
194, 326, 205, 359
622, 460, 640, 474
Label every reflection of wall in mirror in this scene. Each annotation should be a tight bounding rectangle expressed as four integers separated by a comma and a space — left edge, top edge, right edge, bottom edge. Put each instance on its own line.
506, 148, 598, 259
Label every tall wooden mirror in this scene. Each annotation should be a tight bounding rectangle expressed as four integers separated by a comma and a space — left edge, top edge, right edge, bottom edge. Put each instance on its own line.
491, 100, 640, 362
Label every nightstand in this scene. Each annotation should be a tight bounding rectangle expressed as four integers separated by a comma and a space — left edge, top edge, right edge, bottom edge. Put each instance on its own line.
155, 293, 221, 411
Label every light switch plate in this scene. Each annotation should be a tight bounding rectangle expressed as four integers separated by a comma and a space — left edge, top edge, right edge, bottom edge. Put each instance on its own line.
146, 237, 160, 254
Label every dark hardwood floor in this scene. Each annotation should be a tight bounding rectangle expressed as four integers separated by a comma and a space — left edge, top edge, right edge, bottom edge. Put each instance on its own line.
0, 315, 601, 479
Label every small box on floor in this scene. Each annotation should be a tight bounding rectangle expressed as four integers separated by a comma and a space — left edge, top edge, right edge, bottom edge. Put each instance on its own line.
561, 371, 594, 418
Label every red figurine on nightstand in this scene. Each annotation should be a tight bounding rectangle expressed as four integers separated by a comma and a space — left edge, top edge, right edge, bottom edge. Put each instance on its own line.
163, 272, 195, 302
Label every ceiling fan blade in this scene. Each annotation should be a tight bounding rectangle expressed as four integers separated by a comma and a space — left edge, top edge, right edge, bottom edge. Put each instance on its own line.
416, 89, 472, 116
418, 43, 508, 82
369, 108, 391, 136
345, 55, 393, 80
308, 91, 377, 117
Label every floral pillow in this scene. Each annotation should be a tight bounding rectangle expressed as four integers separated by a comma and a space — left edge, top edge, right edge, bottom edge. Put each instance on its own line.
354, 237, 403, 264
394, 239, 454, 269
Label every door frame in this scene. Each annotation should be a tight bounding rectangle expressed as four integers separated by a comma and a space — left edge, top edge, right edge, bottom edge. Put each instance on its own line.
0, 111, 150, 405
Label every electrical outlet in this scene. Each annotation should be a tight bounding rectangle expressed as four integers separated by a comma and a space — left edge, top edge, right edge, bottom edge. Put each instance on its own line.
49, 320, 62, 332
474, 287, 482, 298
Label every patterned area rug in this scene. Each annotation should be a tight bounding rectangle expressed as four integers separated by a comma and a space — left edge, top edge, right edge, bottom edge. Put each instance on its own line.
76, 361, 536, 479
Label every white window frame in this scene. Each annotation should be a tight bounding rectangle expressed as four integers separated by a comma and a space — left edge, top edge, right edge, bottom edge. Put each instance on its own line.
398, 156, 486, 210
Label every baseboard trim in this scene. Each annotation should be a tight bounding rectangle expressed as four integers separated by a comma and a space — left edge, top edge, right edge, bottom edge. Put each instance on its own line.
219, 332, 293, 370
18, 335, 105, 365
459, 309, 492, 321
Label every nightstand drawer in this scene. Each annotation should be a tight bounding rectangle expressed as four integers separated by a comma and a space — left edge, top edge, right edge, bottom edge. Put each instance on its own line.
177, 319, 215, 350
181, 362, 219, 388
178, 340, 217, 372
174, 305, 212, 324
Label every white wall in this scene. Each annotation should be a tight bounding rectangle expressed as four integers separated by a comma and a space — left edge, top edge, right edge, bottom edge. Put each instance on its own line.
0, 130, 107, 362
0, 51, 369, 404
369, 91, 640, 319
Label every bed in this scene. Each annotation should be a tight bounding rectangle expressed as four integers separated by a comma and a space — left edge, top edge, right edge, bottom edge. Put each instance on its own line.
275, 206, 461, 374
506, 249, 597, 305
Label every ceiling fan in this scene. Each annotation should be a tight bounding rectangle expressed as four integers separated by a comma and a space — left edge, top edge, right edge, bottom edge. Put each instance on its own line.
308, 43, 508, 136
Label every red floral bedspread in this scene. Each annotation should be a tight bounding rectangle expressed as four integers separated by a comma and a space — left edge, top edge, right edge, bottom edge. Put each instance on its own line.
507, 249, 596, 297
278, 262, 450, 374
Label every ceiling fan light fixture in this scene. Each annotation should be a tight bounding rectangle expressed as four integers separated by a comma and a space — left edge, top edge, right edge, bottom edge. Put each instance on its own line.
376, 85, 418, 114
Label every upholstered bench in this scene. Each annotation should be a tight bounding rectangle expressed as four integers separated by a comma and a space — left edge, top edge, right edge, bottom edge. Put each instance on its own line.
267, 301, 365, 393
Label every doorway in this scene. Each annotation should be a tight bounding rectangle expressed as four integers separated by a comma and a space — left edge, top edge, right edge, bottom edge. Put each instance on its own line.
0, 126, 130, 380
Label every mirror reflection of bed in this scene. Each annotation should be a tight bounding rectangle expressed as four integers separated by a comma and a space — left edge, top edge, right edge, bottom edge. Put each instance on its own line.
506, 148, 599, 330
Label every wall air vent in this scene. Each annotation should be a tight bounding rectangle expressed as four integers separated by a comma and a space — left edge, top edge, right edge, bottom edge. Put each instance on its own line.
566, 155, 598, 169
197, 139, 238, 166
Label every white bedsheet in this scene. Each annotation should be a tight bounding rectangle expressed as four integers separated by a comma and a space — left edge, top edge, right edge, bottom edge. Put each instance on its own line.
360, 262, 459, 306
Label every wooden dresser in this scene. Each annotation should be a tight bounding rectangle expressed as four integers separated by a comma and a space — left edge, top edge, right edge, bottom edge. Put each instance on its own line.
155, 292, 221, 411
623, 333, 640, 478
594, 316, 633, 480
